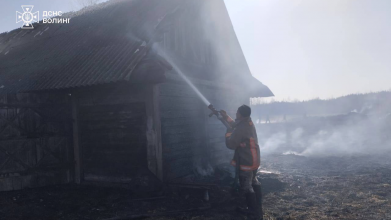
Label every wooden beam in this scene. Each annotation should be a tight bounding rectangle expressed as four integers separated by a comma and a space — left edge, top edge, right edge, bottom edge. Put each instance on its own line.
71, 92, 82, 184
145, 85, 163, 180
153, 85, 163, 181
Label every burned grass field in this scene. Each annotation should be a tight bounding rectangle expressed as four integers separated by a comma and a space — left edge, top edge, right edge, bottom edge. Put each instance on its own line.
262, 154, 391, 220
1, 154, 390, 220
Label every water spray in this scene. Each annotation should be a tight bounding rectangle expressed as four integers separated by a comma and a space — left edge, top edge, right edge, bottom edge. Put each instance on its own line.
153, 44, 211, 106
152, 44, 230, 128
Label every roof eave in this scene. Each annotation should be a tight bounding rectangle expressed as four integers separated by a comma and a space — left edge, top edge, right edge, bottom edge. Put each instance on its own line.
246, 76, 274, 98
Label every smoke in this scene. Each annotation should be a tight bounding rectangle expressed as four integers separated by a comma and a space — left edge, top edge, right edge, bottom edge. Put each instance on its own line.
258, 113, 391, 157
195, 163, 214, 177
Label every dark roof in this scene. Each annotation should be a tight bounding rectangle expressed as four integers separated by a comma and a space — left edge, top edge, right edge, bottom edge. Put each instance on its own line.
0, 0, 273, 97
0, 0, 180, 93
247, 76, 274, 98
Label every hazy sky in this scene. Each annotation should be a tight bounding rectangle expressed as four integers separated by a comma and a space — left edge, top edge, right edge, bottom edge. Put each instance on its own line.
1, 0, 390, 101
224, 0, 391, 101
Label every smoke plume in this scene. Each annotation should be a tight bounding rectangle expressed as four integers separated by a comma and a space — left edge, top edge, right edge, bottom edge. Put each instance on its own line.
258, 113, 391, 157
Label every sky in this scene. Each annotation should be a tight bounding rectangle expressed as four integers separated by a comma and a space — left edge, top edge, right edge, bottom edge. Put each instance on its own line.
1, 0, 391, 101
224, 0, 391, 101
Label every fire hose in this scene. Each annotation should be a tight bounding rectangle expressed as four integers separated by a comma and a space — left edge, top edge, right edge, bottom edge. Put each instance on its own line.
207, 104, 232, 129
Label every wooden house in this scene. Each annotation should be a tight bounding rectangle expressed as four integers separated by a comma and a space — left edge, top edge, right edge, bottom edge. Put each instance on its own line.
0, 0, 273, 191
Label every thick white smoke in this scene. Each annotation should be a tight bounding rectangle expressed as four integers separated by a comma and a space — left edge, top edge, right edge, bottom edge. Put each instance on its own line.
258, 113, 391, 157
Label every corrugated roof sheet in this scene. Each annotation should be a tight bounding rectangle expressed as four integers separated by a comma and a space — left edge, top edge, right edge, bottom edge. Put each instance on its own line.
0, 0, 181, 93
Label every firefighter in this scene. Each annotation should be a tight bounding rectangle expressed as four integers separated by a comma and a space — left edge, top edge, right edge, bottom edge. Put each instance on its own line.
220, 105, 263, 219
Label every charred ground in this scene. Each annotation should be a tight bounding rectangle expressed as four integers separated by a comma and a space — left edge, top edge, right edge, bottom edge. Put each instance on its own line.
1, 153, 390, 220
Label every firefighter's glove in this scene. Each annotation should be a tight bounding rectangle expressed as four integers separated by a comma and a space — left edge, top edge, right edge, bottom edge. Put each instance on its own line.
219, 110, 228, 120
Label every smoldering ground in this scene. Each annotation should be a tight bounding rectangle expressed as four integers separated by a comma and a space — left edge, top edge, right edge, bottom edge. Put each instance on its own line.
257, 112, 391, 159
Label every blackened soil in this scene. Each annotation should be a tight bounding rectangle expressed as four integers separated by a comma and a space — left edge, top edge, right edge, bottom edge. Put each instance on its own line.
2, 155, 391, 220
0, 182, 265, 220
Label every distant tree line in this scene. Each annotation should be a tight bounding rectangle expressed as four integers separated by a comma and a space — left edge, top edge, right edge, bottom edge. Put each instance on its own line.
252, 91, 391, 117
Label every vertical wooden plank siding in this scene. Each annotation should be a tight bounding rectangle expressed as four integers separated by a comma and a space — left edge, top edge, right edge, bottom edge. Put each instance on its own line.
144, 85, 164, 180
0, 93, 72, 191
77, 84, 148, 182
71, 92, 82, 184
153, 85, 164, 180
159, 77, 247, 181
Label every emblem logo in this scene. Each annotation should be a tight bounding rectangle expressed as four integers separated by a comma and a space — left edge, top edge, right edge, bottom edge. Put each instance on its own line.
16, 5, 39, 29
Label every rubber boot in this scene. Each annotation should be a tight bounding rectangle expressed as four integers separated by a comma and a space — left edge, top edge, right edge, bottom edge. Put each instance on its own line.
245, 192, 261, 219
235, 193, 255, 215
253, 185, 263, 219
